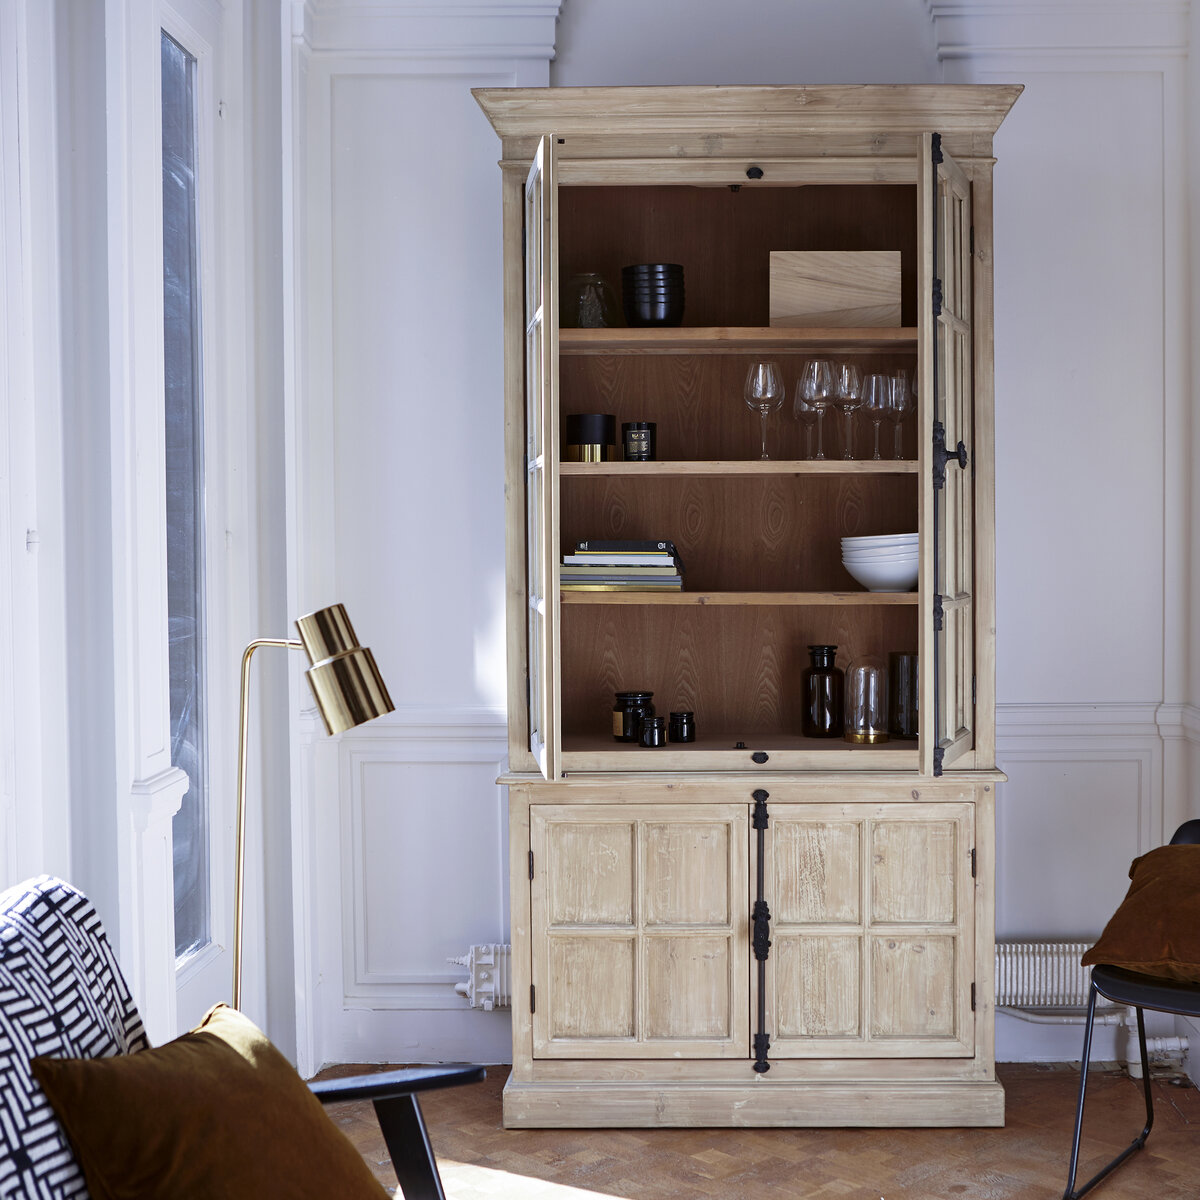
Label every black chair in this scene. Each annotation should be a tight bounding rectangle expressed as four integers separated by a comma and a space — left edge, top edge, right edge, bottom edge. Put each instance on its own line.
310, 1064, 484, 1199
1063, 820, 1200, 1199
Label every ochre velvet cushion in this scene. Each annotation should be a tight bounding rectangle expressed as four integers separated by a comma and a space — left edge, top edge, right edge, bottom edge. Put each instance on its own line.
32, 1003, 386, 1199
1081, 845, 1200, 983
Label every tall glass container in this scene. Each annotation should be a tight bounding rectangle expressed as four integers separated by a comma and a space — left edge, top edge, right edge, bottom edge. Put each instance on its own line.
802, 645, 844, 738
845, 656, 889, 744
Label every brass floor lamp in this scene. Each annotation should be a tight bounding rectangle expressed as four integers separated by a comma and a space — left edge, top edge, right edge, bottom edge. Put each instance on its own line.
232, 603, 393, 1009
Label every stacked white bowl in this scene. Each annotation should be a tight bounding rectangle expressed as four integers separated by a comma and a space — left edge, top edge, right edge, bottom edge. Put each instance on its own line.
841, 533, 919, 592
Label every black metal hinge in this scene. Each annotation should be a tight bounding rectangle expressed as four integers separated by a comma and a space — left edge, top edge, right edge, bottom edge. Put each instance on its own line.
972, 675, 977, 707
528, 850, 534, 881
933, 745, 945, 777
971, 847, 977, 878
931, 132, 943, 165
932, 277, 943, 319
933, 594, 944, 633
971, 982, 977, 1012
530, 984, 536, 1014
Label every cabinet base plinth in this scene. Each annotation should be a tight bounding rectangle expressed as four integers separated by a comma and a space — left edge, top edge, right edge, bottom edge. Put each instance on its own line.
502, 1078, 1005, 1129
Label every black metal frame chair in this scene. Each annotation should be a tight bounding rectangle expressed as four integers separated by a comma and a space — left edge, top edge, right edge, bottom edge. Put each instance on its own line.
1063, 819, 1200, 1199
310, 1064, 485, 1200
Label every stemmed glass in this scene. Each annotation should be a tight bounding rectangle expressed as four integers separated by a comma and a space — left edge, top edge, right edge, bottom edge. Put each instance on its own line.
744, 361, 785, 460
887, 367, 915, 459
834, 363, 862, 460
793, 388, 819, 460
797, 359, 834, 461
862, 373, 892, 461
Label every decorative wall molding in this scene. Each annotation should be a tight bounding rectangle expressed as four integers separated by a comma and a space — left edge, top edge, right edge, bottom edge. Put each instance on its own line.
338, 716, 507, 1011
1157, 703, 1200, 745
299, 0, 562, 58
927, 0, 1189, 60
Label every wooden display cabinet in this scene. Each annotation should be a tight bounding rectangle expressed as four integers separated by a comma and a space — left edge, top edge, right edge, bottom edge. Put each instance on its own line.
476, 85, 1019, 1128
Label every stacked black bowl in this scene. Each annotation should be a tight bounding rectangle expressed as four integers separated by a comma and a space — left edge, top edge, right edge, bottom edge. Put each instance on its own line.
621, 263, 685, 327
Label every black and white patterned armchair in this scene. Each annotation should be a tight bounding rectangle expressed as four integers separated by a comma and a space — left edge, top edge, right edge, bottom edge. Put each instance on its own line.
0, 876, 482, 1199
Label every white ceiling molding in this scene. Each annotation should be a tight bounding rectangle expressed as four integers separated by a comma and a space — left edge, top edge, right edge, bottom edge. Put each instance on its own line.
926, 0, 1189, 60
296, 0, 563, 58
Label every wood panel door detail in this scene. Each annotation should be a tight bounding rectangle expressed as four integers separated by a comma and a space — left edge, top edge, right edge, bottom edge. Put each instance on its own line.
764, 804, 975, 1058
530, 805, 750, 1059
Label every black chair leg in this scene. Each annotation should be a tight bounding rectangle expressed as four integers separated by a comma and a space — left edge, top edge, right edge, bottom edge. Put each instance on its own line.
372, 1093, 447, 1200
1064, 989, 1155, 1199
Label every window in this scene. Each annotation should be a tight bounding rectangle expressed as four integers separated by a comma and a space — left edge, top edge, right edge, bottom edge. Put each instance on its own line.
161, 30, 209, 960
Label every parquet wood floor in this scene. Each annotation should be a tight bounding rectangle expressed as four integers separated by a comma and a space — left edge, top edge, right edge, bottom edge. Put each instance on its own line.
318, 1062, 1200, 1199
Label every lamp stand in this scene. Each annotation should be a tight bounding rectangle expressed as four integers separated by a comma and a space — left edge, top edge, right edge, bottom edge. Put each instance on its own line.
232, 637, 301, 1011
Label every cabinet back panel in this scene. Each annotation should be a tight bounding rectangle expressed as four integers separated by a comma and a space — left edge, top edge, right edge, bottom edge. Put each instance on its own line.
560, 352, 918, 463
561, 474, 918, 592
558, 185, 918, 328
559, 604, 918, 737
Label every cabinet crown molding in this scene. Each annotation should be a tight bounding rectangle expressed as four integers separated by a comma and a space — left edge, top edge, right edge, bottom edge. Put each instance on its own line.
474, 84, 1022, 150
299, 0, 562, 56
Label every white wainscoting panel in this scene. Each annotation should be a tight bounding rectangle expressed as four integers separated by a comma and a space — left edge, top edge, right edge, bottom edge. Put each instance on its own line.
995, 702, 1163, 1061
323, 710, 512, 1065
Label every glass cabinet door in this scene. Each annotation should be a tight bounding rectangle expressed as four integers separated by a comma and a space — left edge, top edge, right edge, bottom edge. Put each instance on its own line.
523, 136, 561, 780
919, 133, 976, 775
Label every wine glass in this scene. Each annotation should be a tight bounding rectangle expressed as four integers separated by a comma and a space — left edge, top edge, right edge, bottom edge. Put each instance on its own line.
793, 386, 819, 460
744, 361, 785, 460
834, 362, 862, 460
862, 373, 892, 461
798, 359, 834, 460
887, 367, 915, 459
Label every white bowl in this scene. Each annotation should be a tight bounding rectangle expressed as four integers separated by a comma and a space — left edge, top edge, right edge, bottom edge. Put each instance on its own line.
842, 534, 918, 548
842, 557, 919, 592
841, 548, 920, 562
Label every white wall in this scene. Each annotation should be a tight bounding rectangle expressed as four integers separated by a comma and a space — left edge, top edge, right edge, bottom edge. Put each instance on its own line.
289, 0, 558, 1070
292, 0, 1196, 1071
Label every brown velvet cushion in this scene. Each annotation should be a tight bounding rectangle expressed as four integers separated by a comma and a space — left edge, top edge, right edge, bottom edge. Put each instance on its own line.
32, 1003, 386, 1199
1081, 845, 1200, 983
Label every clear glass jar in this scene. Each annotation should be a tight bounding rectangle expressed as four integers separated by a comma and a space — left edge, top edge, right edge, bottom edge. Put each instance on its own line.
845, 655, 889, 744
561, 273, 621, 328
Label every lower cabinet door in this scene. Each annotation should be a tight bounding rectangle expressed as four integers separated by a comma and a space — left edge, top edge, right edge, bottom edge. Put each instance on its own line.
764, 803, 976, 1058
530, 803, 750, 1059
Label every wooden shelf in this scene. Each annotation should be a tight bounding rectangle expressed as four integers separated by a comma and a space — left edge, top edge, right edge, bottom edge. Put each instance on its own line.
563, 732, 918, 754
560, 590, 918, 606
560, 459, 919, 477
559, 326, 918, 355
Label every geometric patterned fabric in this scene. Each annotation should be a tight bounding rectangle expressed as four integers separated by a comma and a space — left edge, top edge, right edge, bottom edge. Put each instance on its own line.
0, 877, 147, 1199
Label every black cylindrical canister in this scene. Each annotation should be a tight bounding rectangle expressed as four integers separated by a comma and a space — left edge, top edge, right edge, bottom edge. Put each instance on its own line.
565, 413, 617, 462
613, 691, 654, 742
668, 711, 695, 742
640, 716, 666, 747
622, 421, 656, 461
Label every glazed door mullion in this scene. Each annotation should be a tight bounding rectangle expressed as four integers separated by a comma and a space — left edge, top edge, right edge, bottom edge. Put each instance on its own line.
523, 137, 561, 780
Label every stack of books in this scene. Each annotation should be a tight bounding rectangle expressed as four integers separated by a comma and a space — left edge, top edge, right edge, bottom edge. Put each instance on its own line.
561, 539, 684, 592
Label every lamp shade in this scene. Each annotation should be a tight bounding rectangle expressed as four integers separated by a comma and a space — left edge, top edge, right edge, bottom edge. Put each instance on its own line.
295, 603, 394, 735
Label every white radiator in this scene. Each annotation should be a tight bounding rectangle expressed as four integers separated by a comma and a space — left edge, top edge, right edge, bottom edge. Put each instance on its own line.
994, 940, 1094, 1009
449, 943, 513, 1010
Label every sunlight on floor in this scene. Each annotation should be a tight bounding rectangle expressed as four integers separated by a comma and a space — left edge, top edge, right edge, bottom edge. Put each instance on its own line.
435, 1160, 634, 1200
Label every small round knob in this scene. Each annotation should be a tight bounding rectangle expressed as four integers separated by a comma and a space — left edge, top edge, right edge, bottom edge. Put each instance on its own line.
746, 165, 764, 180
751, 751, 769, 764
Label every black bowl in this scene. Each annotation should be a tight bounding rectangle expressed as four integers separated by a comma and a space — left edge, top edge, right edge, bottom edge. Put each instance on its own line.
623, 294, 685, 327
622, 263, 684, 279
